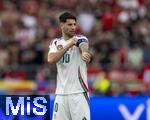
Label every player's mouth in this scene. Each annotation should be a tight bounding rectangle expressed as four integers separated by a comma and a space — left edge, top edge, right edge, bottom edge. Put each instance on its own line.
70, 31, 75, 33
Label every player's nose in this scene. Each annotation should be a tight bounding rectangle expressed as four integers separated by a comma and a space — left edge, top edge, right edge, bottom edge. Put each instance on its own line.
71, 25, 76, 30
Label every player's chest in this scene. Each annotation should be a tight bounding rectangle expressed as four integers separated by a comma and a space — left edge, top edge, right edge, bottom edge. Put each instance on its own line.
56, 40, 77, 53
57, 41, 79, 64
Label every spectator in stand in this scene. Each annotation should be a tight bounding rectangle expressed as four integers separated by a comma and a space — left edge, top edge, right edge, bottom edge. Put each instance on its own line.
127, 42, 144, 70
0, 45, 10, 69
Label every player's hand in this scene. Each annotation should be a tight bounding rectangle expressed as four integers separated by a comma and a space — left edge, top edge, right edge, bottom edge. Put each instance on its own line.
69, 37, 78, 48
82, 52, 91, 63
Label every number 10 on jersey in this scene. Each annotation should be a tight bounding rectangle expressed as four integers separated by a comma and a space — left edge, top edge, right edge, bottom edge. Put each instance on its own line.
60, 53, 70, 63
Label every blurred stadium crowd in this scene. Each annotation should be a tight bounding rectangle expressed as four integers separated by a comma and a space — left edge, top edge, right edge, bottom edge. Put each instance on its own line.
0, 0, 150, 96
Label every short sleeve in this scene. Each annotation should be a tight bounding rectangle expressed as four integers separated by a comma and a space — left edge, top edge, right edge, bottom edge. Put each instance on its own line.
76, 35, 89, 47
49, 39, 57, 53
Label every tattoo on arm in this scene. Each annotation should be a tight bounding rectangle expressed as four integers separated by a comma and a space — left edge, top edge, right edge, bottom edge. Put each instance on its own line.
80, 43, 89, 53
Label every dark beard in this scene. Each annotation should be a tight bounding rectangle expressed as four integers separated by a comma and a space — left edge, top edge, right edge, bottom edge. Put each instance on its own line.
66, 32, 74, 38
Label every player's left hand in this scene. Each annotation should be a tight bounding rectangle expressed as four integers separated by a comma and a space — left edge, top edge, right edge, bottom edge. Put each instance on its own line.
82, 52, 91, 63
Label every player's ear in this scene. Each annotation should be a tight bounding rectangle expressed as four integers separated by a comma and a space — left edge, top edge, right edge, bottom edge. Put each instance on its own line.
60, 23, 64, 29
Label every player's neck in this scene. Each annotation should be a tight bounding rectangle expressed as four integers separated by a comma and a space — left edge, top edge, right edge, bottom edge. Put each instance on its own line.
62, 33, 73, 41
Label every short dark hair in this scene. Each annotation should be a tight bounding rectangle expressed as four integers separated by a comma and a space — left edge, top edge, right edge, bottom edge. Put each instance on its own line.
59, 12, 76, 23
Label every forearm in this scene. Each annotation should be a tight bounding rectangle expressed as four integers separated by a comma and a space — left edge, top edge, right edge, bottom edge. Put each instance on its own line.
80, 42, 89, 53
80, 43, 91, 63
48, 44, 72, 64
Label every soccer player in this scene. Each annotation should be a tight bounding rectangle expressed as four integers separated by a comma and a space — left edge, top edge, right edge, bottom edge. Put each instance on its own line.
48, 12, 91, 120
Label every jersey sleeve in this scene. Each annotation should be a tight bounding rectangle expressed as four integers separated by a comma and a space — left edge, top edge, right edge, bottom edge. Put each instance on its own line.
76, 35, 89, 47
49, 39, 57, 53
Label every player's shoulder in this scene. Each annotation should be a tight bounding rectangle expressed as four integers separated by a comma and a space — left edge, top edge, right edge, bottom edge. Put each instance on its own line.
49, 37, 62, 45
75, 34, 89, 46
75, 34, 88, 40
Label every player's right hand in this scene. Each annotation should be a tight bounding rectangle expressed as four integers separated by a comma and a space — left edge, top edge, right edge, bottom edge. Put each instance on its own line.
69, 37, 78, 47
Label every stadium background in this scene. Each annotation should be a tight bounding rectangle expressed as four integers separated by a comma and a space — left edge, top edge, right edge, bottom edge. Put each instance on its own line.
0, 0, 150, 120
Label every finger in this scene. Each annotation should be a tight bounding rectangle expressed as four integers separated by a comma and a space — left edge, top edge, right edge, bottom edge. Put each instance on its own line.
82, 54, 91, 59
82, 58, 90, 62
82, 56, 90, 62
85, 54, 91, 58
83, 52, 91, 57
72, 37, 78, 42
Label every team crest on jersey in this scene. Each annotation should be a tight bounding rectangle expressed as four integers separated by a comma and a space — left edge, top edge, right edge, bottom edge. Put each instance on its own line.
57, 45, 63, 50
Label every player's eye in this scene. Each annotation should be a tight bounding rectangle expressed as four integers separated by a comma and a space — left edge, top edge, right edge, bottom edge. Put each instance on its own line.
68, 23, 72, 26
67, 23, 76, 26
